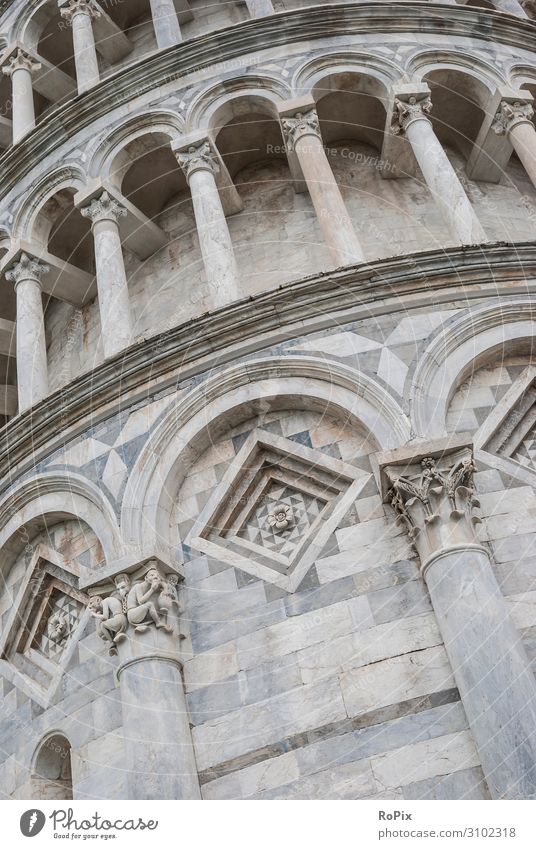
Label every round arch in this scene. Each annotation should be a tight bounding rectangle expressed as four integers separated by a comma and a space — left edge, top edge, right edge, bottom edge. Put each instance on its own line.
30, 731, 73, 800
410, 299, 536, 439
186, 76, 290, 134
121, 356, 410, 553
12, 165, 87, 245
292, 52, 397, 103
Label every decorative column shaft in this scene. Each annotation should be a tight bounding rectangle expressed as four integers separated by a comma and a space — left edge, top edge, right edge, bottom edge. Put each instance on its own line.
176, 142, 240, 308
149, 0, 182, 48
245, 0, 275, 16
383, 446, 536, 799
6, 253, 49, 412
2, 50, 41, 144
88, 562, 200, 799
60, 0, 101, 95
493, 100, 536, 190
281, 109, 365, 266
393, 95, 486, 245
81, 191, 133, 358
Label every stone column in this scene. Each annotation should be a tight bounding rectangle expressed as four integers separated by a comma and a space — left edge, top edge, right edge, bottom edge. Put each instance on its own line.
1, 49, 41, 144
81, 191, 133, 358
87, 562, 200, 800
393, 94, 487, 245
280, 109, 365, 266
5, 253, 49, 412
491, 0, 528, 16
149, 0, 182, 48
176, 141, 240, 308
493, 100, 536, 189
381, 444, 536, 799
60, 0, 101, 95
245, 0, 275, 16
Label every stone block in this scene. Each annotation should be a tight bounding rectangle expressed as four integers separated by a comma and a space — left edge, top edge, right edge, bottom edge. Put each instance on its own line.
403, 766, 491, 800
370, 731, 480, 790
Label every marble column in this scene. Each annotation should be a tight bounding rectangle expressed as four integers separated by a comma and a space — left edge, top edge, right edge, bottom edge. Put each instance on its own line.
491, 0, 528, 16
493, 100, 536, 189
81, 191, 133, 358
5, 253, 49, 412
280, 109, 365, 266
149, 0, 182, 48
1, 49, 41, 144
382, 445, 536, 799
176, 141, 239, 308
393, 94, 487, 245
87, 562, 200, 800
60, 0, 101, 95
245, 0, 275, 16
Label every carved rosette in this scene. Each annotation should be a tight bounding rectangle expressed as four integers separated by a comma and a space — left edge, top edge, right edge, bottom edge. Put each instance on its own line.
280, 109, 321, 151
492, 100, 534, 136
5, 253, 50, 288
176, 141, 219, 182
2, 49, 41, 78
60, 0, 102, 23
268, 503, 294, 532
385, 449, 482, 569
81, 191, 127, 225
88, 561, 181, 656
392, 95, 433, 135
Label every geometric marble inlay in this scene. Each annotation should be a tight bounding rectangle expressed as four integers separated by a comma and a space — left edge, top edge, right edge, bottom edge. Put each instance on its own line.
186, 430, 370, 591
0, 544, 88, 707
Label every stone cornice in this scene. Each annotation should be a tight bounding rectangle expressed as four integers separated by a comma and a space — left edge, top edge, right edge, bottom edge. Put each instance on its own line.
0, 3, 536, 205
1, 240, 536, 495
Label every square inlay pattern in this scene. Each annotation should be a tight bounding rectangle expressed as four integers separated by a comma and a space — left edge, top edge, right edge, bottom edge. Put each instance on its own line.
186, 430, 370, 591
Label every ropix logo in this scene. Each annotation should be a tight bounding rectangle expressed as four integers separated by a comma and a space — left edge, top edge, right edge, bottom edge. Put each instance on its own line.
20, 810, 46, 837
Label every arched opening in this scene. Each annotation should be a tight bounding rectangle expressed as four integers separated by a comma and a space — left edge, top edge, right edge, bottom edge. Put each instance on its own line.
31, 734, 73, 800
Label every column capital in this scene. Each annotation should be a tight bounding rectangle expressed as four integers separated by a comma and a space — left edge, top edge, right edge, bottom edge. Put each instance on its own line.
492, 99, 534, 136
1, 48, 41, 78
380, 440, 482, 574
5, 252, 50, 288
60, 0, 102, 23
175, 140, 219, 182
87, 558, 182, 659
280, 108, 321, 151
80, 190, 127, 225
392, 93, 433, 135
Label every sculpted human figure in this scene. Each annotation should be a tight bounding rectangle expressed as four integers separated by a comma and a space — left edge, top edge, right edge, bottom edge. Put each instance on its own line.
126, 564, 172, 633
47, 610, 69, 644
88, 591, 128, 655
158, 573, 180, 627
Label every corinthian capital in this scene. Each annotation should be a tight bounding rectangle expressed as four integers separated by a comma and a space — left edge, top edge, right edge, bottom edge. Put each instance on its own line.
81, 190, 127, 225
5, 252, 50, 286
383, 447, 481, 571
60, 0, 102, 23
175, 141, 219, 182
392, 95, 433, 135
2, 49, 41, 78
280, 109, 321, 150
492, 100, 534, 136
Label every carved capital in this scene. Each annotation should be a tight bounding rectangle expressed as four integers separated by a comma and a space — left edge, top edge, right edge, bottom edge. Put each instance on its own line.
80, 190, 127, 225
2, 49, 41, 78
492, 100, 534, 136
60, 0, 102, 23
175, 141, 219, 182
392, 95, 433, 135
384, 448, 482, 568
88, 561, 181, 656
280, 109, 321, 150
5, 252, 50, 287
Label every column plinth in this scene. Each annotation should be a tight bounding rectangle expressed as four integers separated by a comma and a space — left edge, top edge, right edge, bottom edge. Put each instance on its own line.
280, 108, 365, 267
393, 94, 486, 245
493, 100, 536, 189
81, 191, 133, 358
175, 141, 239, 308
87, 561, 200, 800
382, 444, 536, 799
6, 253, 49, 412
60, 0, 101, 94
2, 49, 41, 144
149, 0, 182, 48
